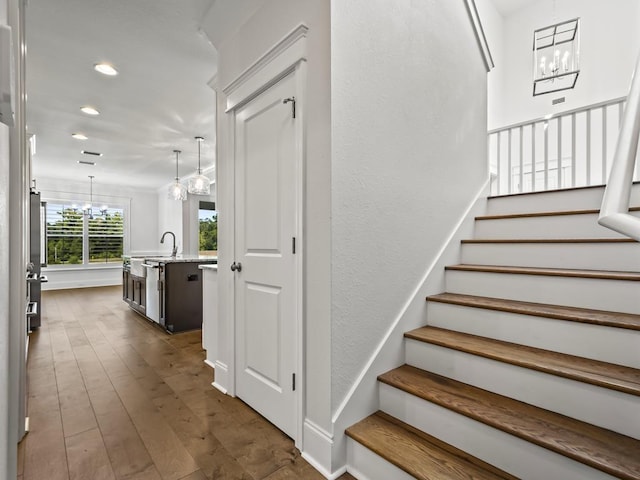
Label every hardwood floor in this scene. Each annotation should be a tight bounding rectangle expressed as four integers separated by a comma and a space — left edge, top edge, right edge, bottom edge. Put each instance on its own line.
19, 286, 355, 480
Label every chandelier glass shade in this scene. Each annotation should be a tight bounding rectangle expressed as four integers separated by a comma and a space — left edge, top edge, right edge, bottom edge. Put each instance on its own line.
187, 136, 211, 195
168, 150, 188, 201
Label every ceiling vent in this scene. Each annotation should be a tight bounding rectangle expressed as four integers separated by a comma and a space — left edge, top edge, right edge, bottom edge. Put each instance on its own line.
81, 150, 102, 156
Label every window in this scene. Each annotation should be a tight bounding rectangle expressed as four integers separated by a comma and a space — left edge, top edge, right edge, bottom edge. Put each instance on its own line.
198, 201, 217, 256
45, 202, 124, 265
88, 207, 124, 263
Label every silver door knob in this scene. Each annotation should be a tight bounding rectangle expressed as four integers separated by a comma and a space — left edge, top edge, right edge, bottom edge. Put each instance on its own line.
230, 262, 242, 272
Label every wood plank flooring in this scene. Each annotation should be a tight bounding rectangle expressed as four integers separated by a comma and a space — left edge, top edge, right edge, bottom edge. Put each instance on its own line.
18, 286, 355, 480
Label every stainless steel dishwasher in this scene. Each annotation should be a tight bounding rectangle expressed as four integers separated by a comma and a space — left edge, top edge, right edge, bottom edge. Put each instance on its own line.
143, 261, 160, 323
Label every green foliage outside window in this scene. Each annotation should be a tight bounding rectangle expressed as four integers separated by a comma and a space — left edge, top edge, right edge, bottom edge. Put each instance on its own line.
88, 211, 124, 263
46, 207, 83, 265
199, 215, 217, 252
46, 204, 124, 265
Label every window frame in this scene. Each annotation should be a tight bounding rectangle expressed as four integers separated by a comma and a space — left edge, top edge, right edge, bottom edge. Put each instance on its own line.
42, 195, 130, 270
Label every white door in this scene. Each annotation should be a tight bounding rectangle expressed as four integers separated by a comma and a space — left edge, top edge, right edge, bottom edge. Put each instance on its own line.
233, 72, 298, 438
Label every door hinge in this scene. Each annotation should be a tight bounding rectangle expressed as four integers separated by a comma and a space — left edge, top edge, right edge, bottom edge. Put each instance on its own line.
283, 97, 296, 119
292, 236, 296, 254
292, 373, 296, 391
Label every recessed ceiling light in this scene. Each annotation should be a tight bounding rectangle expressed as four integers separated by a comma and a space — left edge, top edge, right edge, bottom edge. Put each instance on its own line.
81, 150, 103, 157
72, 133, 88, 140
94, 63, 118, 76
81, 106, 100, 116
77, 160, 96, 165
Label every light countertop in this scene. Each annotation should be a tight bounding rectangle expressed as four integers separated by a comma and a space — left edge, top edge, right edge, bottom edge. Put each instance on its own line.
143, 255, 217, 264
199, 264, 218, 270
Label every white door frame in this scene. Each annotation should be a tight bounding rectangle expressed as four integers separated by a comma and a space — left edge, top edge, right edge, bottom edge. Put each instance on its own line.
221, 24, 308, 448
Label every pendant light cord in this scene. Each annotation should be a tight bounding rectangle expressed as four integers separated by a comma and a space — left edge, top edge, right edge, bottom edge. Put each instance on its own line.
195, 136, 204, 175
174, 150, 181, 181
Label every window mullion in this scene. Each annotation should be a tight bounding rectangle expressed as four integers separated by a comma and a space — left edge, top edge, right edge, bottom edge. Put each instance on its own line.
83, 213, 89, 265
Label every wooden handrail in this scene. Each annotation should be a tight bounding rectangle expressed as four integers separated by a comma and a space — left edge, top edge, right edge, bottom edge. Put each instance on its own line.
598, 54, 640, 242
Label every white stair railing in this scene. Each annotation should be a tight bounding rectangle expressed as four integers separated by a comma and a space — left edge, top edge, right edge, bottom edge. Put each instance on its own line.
488, 97, 640, 196
598, 54, 640, 242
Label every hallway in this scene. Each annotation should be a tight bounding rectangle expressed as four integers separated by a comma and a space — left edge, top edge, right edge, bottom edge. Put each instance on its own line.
19, 286, 344, 480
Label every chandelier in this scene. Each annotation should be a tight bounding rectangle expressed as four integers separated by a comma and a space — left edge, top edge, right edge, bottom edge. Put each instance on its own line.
82, 175, 107, 219
533, 18, 580, 96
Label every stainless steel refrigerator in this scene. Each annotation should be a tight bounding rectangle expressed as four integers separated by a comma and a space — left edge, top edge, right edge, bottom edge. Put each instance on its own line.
27, 191, 46, 329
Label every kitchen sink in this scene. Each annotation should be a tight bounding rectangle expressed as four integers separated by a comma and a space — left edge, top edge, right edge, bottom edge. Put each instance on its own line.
130, 257, 146, 277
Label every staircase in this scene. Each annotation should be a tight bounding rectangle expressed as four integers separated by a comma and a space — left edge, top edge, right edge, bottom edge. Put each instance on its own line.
345, 186, 640, 480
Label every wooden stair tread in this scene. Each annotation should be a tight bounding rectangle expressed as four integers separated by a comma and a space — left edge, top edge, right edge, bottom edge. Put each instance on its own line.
405, 326, 640, 396
379, 365, 640, 480
445, 264, 640, 281
476, 206, 640, 221
346, 411, 517, 480
427, 293, 640, 331
461, 238, 637, 244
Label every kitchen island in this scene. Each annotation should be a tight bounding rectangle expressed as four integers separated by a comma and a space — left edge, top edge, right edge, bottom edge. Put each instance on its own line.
123, 255, 217, 333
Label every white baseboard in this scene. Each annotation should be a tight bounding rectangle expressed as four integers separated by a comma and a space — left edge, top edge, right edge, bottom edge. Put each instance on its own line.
301, 419, 343, 479
203, 359, 215, 370
301, 452, 347, 480
212, 360, 230, 395
42, 279, 121, 291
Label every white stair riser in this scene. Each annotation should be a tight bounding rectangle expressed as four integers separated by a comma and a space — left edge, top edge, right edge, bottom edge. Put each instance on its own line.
445, 270, 640, 314
426, 301, 640, 369
379, 383, 618, 480
487, 188, 604, 215
460, 242, 640, 272
486, 184, 640, 216
346, 439, 414, 480
405, 340, 640, 439
474, 213, 634, 239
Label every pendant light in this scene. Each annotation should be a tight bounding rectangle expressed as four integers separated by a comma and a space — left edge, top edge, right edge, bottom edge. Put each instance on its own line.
83, 175, 95, 219
82, 175, 109, 218
168, 150, 188, 201
187, 136, 211, 195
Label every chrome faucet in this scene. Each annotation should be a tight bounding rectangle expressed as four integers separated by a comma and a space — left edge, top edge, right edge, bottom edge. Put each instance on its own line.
160, 231, 177, 257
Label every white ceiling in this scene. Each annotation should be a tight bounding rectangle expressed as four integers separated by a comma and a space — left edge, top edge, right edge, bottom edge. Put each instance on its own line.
26, 0, 218, 190
25, 0, 537, 191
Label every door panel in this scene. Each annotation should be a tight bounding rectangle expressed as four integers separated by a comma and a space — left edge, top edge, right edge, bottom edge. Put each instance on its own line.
245, 282, 282, 388
234, 72, 297, 438
244, 107, 282, 253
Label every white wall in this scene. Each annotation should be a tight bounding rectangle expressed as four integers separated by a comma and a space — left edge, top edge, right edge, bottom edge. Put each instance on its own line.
3, 1, 25, 477
477, 0, 505, 129
0, 1, 11, 475
331, 0, 488, 453
37, 176, 159, 289
157, 190, 183, 255
495, 0, 640, 128
184, 183, 216, 255
156, 182, 216, 256
202, 0, 333, 471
